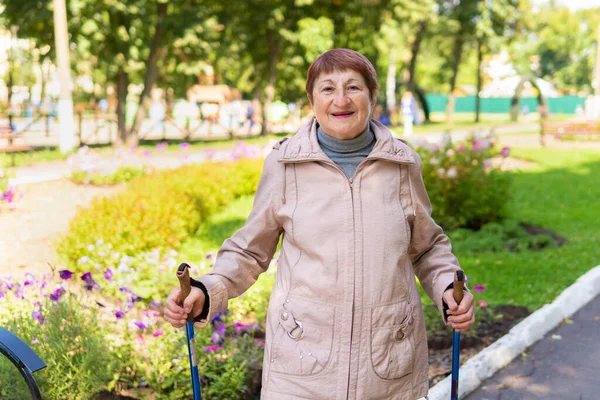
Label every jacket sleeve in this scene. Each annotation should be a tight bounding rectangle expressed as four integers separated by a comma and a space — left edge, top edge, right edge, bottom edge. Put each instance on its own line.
407, 151, 465, 322
193, 150, 284, 328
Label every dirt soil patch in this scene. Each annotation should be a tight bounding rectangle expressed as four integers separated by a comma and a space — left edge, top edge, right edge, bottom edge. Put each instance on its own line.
427, 304, 531, 386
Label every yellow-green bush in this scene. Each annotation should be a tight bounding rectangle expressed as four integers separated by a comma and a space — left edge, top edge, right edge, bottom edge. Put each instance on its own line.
57, 159, 263, 265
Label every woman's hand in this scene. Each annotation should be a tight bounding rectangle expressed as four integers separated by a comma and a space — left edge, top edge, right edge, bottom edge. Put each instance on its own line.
163, 286, 205, 328
442, 289, 475, 333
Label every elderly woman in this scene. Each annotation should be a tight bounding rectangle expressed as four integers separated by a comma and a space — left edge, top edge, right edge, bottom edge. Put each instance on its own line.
164, 48, 475, 399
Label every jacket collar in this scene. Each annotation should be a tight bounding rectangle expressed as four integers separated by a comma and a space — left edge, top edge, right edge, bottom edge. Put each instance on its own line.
278, 118, 415, 165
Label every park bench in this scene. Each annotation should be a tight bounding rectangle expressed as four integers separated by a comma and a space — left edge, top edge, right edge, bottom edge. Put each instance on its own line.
540, 120, 600, 145
0, 124, 32, 166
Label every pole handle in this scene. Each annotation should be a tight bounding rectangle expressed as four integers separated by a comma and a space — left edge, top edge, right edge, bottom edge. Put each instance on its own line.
453, 270, 465, 305
177, 263, 193, 322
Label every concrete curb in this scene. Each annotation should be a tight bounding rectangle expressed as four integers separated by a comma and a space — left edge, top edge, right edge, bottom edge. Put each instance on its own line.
428, 264, 600, 400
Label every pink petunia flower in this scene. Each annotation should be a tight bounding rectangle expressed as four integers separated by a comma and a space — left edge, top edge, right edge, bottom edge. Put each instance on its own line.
473, 285, 486, 292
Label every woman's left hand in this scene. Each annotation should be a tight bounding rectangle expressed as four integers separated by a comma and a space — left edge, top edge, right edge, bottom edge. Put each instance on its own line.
442, 289, 475, 332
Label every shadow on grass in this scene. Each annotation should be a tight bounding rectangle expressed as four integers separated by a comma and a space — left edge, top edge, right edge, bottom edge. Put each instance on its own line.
195, 216, 248, 249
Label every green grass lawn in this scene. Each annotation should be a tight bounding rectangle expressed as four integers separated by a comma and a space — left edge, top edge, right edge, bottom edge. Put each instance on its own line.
0, 148, 71, 168
179, 147, 600, 314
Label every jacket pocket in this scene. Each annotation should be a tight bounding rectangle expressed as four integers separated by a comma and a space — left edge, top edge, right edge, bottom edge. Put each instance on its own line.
270, 296, 335, 376
370, 300, 416, 380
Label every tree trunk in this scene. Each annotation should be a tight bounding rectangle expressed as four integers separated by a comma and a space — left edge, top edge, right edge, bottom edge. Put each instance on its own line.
116, 68, 129, 145
261, 29, 285, 136
127, 3, 168, 146
475, 39, 483, 123
386, 51, 397, 112
40, 59, 47, 106
407, 19, 427, 94
405, 19, 430, 122
446, 34, 465, 124
414, 86, 430, 122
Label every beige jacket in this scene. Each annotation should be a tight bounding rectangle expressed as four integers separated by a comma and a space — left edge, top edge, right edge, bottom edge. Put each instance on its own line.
196, 119, 463, 399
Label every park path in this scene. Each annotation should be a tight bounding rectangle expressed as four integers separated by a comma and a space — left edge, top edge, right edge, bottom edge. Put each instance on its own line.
0, 179, 123, 279
464, 295, 600, 400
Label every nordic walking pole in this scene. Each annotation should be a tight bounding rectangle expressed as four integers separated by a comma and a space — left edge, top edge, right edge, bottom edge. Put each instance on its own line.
451, 270, 465, 400
177, 263, 202, 400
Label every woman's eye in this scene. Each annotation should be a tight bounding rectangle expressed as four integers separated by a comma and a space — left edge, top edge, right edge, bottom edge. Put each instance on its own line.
348, 86, 360, 91
322, 87, 334, 92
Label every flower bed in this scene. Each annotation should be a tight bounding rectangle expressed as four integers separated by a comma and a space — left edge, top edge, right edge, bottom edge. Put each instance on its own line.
412, 133, 512, 230
68, 146, 148, 186
0, 263, 269, 399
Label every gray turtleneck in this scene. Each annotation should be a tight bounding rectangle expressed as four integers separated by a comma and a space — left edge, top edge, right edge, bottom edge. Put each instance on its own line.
317, 124, 376, 178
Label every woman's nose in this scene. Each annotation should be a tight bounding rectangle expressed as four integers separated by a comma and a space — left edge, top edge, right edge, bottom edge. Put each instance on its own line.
333, 91, 350, 106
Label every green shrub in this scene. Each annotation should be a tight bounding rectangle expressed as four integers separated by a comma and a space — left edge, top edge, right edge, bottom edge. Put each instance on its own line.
414, 135, 512, 230
57, 158, 263, 265
71, 166, 146, 185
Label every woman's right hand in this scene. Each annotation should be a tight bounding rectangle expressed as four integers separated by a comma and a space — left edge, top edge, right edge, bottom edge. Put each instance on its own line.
163, 286, 205, 328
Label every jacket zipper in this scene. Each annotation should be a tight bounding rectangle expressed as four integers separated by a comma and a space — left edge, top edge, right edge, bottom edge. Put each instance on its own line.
280, 158, 377, 399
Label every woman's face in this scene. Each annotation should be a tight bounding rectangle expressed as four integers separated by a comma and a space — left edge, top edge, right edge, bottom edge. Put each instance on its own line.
310, 69, 373, 140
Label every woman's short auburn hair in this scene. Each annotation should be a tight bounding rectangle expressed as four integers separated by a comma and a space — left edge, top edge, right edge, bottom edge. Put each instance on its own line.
306, 48, 379, 105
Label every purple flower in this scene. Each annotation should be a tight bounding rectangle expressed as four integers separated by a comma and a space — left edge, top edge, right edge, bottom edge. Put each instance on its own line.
473, 285, 486, 292
49, 287, 66, 302
59, 270, 73, 280
14, 284, 24, 299
203, 345, 220, 352
210, 310, 228, 326
180, 142, 190, 150
235, 322, 259, 335
149, 300, 162, 307
215, 323, 226, 336
134, 321, 147, 330
153, 329, 164, 337
206, 253, 213, 259
81, 272, 93, 284
115, 310, 125, 320
81, 272, 100, 291
5, 282, 14, 291
500, 146, 510, 158
104, 268, 113, 281
139, 382, 148, 388
211, 332, 223, 345
23, 274, 35, 287
0, 291, 4, 299
120, 286, 142, 302
32, 310, 45, 324
143, 149, 152, 156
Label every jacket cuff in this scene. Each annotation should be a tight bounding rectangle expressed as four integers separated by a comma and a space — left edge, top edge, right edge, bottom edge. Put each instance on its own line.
190, 278, 210, 321
191, 274, 229, 328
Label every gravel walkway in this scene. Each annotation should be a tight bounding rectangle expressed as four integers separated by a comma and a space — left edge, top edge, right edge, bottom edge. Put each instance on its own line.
0, 179, 122, 278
